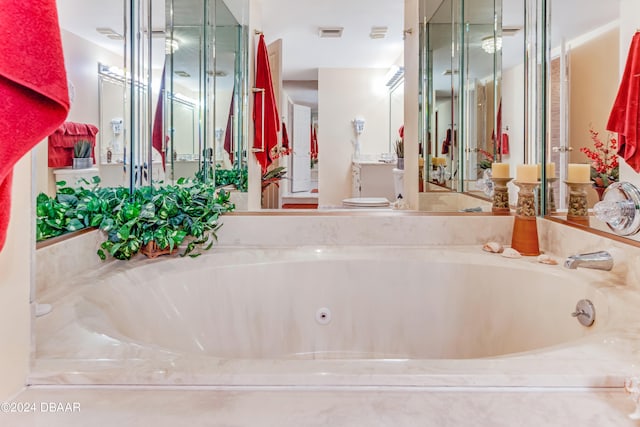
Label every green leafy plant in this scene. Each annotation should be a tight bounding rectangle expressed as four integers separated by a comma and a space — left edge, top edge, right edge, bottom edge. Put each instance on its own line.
36, 176, 104, 241
73, 140, 92, 158
215, 166, 248, 191
36, 178, 235, 260
394, 138, 404, 158
262, 166, 286, 192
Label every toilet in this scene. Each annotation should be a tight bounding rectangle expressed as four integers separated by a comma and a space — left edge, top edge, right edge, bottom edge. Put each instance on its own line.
342, 197, 391, 208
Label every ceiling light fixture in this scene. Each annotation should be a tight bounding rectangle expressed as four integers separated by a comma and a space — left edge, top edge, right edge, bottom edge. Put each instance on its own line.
481, 36, 502, 54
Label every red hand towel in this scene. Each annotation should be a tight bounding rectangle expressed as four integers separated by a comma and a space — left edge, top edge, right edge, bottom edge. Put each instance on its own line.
502, 133, 510, 155
151, 67, 166, 170
281, 122, 290, 153
607, 32, 640, 172
0, 1, 70, 252
310, 126, 318, 159
224, 93, 235, 163
253, 34, 280, 174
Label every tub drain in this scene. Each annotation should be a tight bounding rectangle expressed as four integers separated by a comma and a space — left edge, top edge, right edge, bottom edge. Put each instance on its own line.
315, 307, 332, 325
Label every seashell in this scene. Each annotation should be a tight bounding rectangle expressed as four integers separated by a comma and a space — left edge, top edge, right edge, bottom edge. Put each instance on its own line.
482, 241, 504, 253
537, 254, 558, 265
500, 247, 522, 259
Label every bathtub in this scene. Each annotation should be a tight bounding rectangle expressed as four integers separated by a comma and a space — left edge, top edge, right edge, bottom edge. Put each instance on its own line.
31, 245, 640, 388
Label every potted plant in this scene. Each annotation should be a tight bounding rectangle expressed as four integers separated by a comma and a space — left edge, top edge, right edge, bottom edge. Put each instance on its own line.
394, 138, 404, 170
72, 140, 93, 169
96, 178, 234, 260
580, 126, 619, 200
35, 177, 235, 260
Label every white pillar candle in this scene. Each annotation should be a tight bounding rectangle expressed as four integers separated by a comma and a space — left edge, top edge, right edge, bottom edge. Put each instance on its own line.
491, 162, 510, 178
516, 164, 538, 183
567, 163, 591, 183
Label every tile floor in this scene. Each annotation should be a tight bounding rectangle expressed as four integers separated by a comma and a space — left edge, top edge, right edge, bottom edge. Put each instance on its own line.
2, 386, 638, 426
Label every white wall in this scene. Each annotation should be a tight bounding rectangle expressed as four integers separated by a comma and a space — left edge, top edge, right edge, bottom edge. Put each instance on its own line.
317, 68, 390, 207
0, 155, 32, 399
502, 62, 525, 203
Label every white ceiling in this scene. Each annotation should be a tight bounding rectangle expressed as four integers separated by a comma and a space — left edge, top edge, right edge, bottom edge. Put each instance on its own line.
56, 0, 621, 106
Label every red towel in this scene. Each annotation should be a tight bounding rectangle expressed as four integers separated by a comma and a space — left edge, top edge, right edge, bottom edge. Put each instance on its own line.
48, 122, 98, 167
607, 31, 640, 172
501, 133, 510, 155
224, 92, 235, 163
151, 67, 166, 170
253, 34, 280, 173
0, 1, 70, 252
311, 126, 318, 159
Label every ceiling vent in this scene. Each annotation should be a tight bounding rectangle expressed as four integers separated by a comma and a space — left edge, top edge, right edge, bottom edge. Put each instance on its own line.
319, 27, 343, 38
369, 26, 388, 39
96, 27, 124, 40
502, 27, 523, 36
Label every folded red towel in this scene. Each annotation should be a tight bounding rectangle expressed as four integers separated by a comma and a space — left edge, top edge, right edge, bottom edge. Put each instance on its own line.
0, 1, 70, 251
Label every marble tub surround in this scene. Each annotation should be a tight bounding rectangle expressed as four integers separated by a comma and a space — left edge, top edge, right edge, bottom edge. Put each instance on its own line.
30, 245, 640, 388
217, 213, 509, 246
5, 387, 639, 427
417, 192, 492, 212
537, 219, 640, 290
35, 230, 114, 299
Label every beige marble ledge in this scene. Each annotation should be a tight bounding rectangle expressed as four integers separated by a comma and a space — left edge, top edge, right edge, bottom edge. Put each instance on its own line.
5, 387, 640, 427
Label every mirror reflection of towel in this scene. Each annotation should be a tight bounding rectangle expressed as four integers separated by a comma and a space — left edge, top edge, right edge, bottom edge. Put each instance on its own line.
0, 1, 70, 252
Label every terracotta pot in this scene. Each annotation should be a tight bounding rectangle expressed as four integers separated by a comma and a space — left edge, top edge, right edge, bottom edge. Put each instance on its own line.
140, 241, 177, 258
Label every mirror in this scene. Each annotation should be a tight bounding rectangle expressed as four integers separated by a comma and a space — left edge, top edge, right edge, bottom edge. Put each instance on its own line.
543, 0, 640, 242
418, 0, 509, 213
40, 0, 248, 199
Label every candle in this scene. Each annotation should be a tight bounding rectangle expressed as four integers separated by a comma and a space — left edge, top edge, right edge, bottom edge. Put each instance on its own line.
547, 163, 556, 178
516, 164, 538, 183
491, 162, 510, 179
537, 163, 556, 179
567, 163, 591, 183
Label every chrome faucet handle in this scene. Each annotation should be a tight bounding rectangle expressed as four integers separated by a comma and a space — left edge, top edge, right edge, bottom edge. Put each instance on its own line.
594, 182, 640, 236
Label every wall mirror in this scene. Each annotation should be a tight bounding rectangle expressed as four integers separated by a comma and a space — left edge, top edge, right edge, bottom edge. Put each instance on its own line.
418, 0, 510, 213
542, 0, 640, 241
41, 0, 248, 198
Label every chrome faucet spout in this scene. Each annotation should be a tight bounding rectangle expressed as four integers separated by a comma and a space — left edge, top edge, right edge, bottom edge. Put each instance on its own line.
564, 251, 614, 271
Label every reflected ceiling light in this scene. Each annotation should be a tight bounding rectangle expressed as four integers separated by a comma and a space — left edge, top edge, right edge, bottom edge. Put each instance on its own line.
385, 65, 404, 87
481, 36, 502, 54
165, 39, 179, 54
174, 70, 191, 78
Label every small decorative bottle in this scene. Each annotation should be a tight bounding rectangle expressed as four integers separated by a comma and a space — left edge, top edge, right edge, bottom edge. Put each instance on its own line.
106, 147, 112, 163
